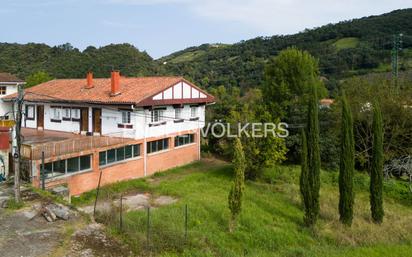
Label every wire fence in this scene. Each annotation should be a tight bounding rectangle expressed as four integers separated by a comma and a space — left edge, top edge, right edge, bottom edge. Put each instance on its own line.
93, 193, 192, 255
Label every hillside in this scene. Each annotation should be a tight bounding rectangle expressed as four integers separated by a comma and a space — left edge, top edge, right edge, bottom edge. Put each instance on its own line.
0, 43, 157, 79
159, 8, 412, 91
73, 160, 412, 256
0, 9, 411, 92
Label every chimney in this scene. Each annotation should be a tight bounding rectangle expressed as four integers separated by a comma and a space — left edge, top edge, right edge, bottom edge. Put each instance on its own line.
86, 72, 93, 89
110, 71, 121, 96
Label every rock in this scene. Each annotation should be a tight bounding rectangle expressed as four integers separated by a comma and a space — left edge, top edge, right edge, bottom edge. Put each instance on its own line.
43, 206, 57, 222
23, 210, 38, 220
46, 203, 70, 220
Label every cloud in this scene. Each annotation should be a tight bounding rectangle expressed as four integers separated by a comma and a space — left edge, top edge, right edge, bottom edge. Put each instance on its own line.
108, 0, 409, 35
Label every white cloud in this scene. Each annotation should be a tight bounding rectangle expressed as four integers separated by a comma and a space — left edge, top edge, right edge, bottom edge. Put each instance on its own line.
109, 0, 410, 35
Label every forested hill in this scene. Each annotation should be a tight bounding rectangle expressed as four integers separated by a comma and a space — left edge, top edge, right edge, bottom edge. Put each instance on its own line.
159, 8, 412, 91
0, 43, 157, 79
1, 9, 411, 91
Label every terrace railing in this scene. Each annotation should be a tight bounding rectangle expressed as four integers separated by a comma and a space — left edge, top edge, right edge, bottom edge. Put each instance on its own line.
22, 136, 134, 160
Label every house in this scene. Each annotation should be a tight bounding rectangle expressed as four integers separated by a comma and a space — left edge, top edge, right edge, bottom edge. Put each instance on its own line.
5, 71, 214, 196
0, 72, 24, 119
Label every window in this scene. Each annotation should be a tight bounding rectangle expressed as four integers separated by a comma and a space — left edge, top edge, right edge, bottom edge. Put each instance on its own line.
175, 134, 195, 147
175, 108, 182, 119
116, 147, 125, 161
62, 108, 71, 120
107, 149, 116, 164
67, 157, 80, 173
147, 138, 169, 154
125, 145, 133, 159
51, 107, 61, 122
99, 144, 141, 166
151, 109, 164, 123
99, 151, 107, 166
71, 108, 80, 120
190, 107, 197, 118
80, 155, 91, 170
42, 155, 91, 178
133, 144, 140, 157
26, 105, 35, 120
121, 111, 131, 124
0, 86, 6, 95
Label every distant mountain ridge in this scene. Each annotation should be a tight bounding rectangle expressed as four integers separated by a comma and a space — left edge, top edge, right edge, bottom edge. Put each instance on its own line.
0, 8, 411, 91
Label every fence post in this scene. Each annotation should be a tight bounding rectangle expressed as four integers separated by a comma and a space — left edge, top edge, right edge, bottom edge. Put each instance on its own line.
41, 151, 45, 190
146, 206, 151, 251
119, 194, 123, 232
184, 204, 188, 243
93, 170, 103, 218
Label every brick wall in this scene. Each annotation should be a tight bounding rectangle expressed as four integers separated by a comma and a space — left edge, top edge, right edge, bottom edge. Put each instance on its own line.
33, 129, 200, 195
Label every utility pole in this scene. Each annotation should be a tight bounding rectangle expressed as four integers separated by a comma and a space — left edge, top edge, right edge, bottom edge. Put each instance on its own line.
13, 83, 24, 203
391, 33, 403, 84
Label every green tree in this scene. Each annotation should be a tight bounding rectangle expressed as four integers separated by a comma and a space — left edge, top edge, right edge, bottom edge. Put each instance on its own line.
339, 93, 355, 226
370, 101, 384, 224
300, 128, 311, 223
228, 137, 246, 232
228, 89, 287, 180
306, 85, 321, 226
262, 47, 327, 119
25, 71, 53, 88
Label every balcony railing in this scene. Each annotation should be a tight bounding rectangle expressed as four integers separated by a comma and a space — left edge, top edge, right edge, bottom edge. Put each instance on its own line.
22, 136, 134, 160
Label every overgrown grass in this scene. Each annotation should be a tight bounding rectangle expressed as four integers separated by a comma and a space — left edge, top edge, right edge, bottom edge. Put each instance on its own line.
78, 160, 412, 256
5, 198, 25, 210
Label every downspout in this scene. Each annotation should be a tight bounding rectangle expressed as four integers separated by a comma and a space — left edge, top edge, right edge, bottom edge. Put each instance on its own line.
143, 109, 147, 176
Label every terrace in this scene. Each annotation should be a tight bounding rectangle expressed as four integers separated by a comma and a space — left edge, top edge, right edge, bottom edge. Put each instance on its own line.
21, 128, 135, 160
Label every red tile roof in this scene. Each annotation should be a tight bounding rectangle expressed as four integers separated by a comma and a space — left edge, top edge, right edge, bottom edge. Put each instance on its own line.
0, 72, 23, 83
6, 76, 214, 106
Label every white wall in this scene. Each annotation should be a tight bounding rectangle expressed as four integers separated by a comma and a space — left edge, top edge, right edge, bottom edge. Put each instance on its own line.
22, 102, 206, 140
23, 102, 81, 133
0, 84, 18, 118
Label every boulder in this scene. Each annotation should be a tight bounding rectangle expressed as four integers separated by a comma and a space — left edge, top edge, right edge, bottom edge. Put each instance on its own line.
46, 203, 70, 220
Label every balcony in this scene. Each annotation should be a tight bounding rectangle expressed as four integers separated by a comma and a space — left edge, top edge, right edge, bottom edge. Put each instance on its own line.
21, 128, 135, 160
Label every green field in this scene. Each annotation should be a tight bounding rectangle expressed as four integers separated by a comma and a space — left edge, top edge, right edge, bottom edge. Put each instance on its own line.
74, 159, 412, 257
333, 37, 360, 50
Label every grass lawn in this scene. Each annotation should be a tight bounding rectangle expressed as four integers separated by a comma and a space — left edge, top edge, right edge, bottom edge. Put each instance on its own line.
73, 159, 412, 257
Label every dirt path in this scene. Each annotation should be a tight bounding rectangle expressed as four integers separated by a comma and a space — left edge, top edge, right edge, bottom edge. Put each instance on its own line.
0, 183, 132, 257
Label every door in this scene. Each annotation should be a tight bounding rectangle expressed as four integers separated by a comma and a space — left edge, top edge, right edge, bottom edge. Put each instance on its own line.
80, 108, 89, 133
92, 108, 101, 134
36, 105, 44, 129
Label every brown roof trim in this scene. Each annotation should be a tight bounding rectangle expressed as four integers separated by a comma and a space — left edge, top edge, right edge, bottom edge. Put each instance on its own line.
137, 78, 214, 107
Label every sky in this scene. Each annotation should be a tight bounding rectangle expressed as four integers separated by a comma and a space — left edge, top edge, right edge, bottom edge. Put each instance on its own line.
1, 0, 410, 58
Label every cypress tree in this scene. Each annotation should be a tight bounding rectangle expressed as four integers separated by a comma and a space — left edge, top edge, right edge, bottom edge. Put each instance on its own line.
339, 93, 355, 226
300, 128, 312, 224
306, 85, 321, 226
370, 101, 384, 224
228, 137, 246, 232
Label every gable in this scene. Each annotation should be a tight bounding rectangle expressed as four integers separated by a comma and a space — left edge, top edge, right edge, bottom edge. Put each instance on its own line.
151, 81, 208, 101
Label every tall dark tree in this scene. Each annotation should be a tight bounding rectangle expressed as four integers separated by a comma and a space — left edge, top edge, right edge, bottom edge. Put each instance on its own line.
339, 93, 355, 226
228, 137, 246, 232
370, 101, 384, 224
300, 128, 311, 224
306, 85, 321, 226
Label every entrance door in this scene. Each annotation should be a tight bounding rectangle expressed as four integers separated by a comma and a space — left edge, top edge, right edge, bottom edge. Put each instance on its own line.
36, 105, 44, 129
92, 108, 102, 135
80, 108, 89, 133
